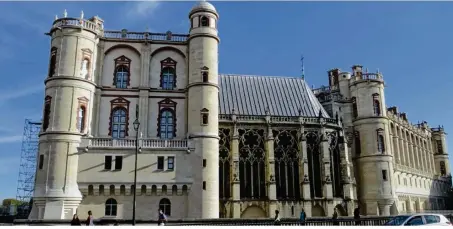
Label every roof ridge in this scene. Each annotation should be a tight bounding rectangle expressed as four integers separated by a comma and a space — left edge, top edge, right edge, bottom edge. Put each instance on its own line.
219, 73, 305, 80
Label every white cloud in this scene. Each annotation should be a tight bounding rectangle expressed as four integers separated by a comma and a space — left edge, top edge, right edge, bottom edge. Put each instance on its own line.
126, 1, 161, 19
0, 85, 43, 103
0, 135, 23, 144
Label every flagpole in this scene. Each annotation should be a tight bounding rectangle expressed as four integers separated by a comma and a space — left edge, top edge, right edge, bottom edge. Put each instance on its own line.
301, 55, 305, 80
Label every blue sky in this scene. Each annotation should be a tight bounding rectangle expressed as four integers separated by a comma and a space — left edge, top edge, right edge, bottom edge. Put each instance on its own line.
0, 1, 452, 201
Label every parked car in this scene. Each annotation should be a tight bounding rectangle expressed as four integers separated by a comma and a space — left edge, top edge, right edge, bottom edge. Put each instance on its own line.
384, 214, 452, 226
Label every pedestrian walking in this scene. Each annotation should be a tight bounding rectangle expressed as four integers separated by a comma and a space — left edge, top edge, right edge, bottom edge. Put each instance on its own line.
70, 214, 81, 226
85, 211, 94, 226
332, 208, 339, 226
354, 207, 360, 225
157, 209, 167, 226
274, 209, 281, 226
299, 208, 306, 225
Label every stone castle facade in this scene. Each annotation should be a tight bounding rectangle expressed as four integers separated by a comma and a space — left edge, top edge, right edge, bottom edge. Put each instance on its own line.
29, 1, 452, 220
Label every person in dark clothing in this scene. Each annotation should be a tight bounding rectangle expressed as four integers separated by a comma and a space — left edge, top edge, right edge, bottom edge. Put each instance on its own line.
332, 208, 339, 226
158, 209, 167, 226
274, 210, 281, 226
353, 207, 360, 225
299, 208, 306, 225
70, 214, 81, 226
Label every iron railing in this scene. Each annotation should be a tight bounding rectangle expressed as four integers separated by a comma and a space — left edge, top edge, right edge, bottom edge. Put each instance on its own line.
13, 215, 453, 226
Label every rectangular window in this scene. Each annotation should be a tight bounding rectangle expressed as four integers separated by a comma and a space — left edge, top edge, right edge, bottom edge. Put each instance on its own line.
115, 156, 123, 170
202, 72, 208, 82
38, 155, 44, 170
202, 113, 209, 125
157, 156, 164, 170
105, 156, 112, 170
203, 181, 206, 190
436, 140, 443, 154
167, 156, 175, 170
382, 170, 388, 181
203, 159, 206, 167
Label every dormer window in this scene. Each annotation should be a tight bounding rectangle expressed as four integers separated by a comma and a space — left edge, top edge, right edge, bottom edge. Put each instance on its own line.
200, 16, 209, 27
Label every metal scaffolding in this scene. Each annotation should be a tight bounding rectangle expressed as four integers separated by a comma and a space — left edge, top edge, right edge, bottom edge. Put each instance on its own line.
15, 119, 41, 217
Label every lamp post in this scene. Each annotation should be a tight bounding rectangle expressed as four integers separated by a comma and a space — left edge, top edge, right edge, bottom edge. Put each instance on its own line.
132, 118, 140, 226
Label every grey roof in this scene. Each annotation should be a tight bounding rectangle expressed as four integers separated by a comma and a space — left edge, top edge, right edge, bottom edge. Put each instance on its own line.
218, 74, 330, 118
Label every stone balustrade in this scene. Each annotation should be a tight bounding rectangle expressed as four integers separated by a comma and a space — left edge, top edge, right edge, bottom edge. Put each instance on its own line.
81, 137, 188, 149
219, 115, 338, 125
394, 164, 433, 178
51, 18, 101, 33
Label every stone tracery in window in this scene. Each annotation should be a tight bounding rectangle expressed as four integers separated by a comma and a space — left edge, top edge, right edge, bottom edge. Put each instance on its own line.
219, 128, 231, 199
306, 131, 322, 198
238, 128, 266, 199
273, 129, 300, 200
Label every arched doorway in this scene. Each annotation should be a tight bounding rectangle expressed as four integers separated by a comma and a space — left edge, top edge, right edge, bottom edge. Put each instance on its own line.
312, 204, 326, 217
241, 206, 266, 219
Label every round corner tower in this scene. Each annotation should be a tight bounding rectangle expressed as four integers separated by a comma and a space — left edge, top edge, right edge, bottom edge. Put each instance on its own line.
29, 12, 102, 220
348, 65, 397, 216
186, 1, 220, 218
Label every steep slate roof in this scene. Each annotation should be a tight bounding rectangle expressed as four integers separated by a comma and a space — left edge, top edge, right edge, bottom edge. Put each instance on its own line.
218, 74, 330, 118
